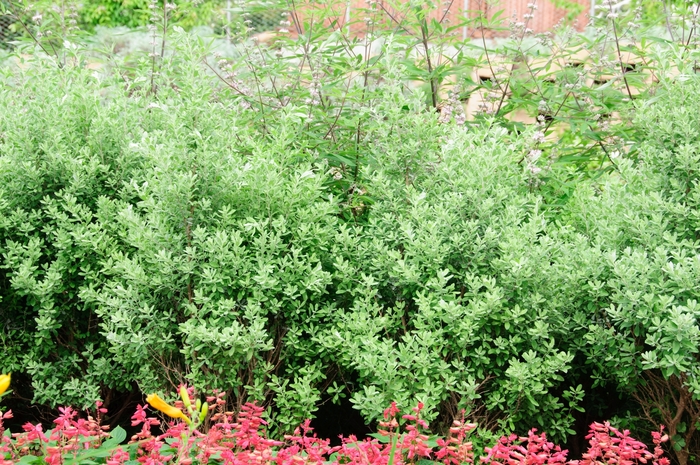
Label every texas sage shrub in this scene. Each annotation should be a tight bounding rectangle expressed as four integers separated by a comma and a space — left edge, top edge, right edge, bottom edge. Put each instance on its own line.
0, 33, 589, 440
0, 52, 151, 407
0, 33, 345, 434
318, 109, 590, 442
562, 76, 700, 464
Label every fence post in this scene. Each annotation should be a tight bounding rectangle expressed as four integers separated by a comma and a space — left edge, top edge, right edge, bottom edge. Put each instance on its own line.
226, 0, 232, 43
462, 0, 469, 40
345, 0, 351, 34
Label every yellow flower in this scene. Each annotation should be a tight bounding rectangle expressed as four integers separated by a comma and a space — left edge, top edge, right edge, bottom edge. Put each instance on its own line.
146, 393, 191, 424
0, 374, 10, 396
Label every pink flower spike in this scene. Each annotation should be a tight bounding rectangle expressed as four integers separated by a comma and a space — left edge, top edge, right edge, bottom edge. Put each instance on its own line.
383, 402, 400, 420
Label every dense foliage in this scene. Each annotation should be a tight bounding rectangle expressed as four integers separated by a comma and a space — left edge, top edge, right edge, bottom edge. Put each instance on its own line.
1, 0, 700, 463
4, 0, 226, 31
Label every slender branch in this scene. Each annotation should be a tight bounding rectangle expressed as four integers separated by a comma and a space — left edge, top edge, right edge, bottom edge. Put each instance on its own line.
609, 14, 633, 99
683, 2, 700, 50
418, 12, 438, 108
662, 0, 676, 42
160, 0, 168, 61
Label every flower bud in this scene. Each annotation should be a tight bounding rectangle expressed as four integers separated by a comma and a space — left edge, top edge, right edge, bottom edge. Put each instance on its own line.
199, 402, 209, 423
179, 386, 191, 408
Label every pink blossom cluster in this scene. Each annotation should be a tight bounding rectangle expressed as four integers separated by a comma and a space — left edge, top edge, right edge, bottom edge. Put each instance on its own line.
0, 397, 670, 465
0, 403, 109, 465
569, 421, 670, 465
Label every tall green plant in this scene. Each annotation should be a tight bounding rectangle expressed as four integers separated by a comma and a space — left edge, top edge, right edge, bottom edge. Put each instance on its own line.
563, 76, 700, 465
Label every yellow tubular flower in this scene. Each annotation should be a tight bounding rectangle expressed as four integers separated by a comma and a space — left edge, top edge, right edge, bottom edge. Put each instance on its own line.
146, 393, 191, 425
0, 374, 10, 396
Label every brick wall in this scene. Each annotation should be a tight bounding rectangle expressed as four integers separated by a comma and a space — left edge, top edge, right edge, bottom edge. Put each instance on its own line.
288, 0, 590, 37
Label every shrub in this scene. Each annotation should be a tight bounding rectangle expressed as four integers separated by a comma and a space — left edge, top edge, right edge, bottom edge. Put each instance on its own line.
562, 77, 700, 464
0, 38, 590, 439
0, 1, 699, 462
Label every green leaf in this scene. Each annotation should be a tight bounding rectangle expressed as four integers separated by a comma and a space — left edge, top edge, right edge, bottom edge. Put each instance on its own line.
17, 456, 41, 464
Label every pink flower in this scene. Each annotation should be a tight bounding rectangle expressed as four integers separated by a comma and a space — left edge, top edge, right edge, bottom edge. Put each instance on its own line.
481, 430, 567, 465
436, 412, 476, 465
21, 422, 48, 442
383, 402, 400, 420
107, 447, 130, 465
573, 422, 669, 465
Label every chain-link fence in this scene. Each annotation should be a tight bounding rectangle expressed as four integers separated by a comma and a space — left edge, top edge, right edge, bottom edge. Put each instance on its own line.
225, 0, 288, 36
0, 1, 286, 48
0, 14, 12, 49
0, 0, 22, 49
